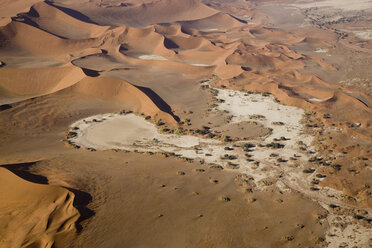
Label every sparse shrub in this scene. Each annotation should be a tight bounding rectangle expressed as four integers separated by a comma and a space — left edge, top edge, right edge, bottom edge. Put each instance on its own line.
218, 196, 231, 202
157, 121, 165, 126
272, 121, 285, 126
331, 164, 342, 171
67, 131, 78, 138
303, 168, 315, 173
208, 133, 216, 138
209, 164, 223, 169
277, 158, 287, 163
266, 142, 284, 149
226, 162, 239, 169
312, 178, 320, 185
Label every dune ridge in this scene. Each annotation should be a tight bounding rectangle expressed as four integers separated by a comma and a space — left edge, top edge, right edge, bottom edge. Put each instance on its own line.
0, 167, 79, 248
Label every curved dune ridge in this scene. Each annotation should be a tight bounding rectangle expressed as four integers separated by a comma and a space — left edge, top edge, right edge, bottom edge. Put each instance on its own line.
50, 0, 219, 27
0, 21, 101, 57
177, 12, 246, 30
0, 0, 43, 26
0, 167, 79, 248
68, 76, 178, 124
21, 2, 111, 39
0, 64, 85, 97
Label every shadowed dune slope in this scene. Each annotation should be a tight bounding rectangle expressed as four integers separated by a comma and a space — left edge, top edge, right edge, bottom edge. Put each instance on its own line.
67, 76, 178, 124
21, 2, 110, 39
177, 12, 245, 30
0, 167, 79, 248
0, 0, 42, 26
119, 26, 174, 57
0, 21, 101, 57
51, 0, 219, 27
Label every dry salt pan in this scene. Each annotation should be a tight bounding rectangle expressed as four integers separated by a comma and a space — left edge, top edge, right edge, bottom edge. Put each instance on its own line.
137, 54, 169, 61
68, 82, 313, 183
315, 48, 328, 53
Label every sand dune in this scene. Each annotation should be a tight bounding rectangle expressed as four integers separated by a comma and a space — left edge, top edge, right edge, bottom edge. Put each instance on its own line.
68, 76, 178, 124
0, 0, 42, 26
51, 0, 219, 27
118, 26, 175, 57
177, 12, 245, 31
0, 167, 79, 248
21, 2, 110, 39
0, 64, 85, 103
0, 21, 101, 57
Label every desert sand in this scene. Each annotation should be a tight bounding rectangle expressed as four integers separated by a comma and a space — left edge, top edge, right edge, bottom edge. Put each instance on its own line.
0, 0, 372, 247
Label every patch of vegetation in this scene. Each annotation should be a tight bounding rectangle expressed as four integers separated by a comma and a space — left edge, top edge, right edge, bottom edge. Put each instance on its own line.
331, 164, 342, 171
249, 114, 266, 120
209, 164, 224, 170
208, 133, 216, 138
277, 158, 287, 163
66, 131, 78, 139
266, 142, 285, 149
303, 168, 315, 173
311, 179, 320, 185
323, 114, 331, 119
156, 121, 165, 126
243, 143, 256, 150
226, 162, 239, 169
221, 154, 237, 160
218, 196, 231, 202
273, 136, 290, 141
272, 121, 285, 126
310, 187, 320, 191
